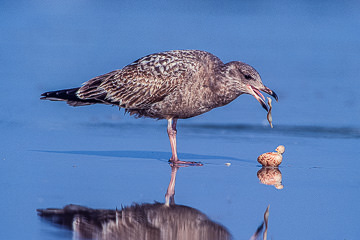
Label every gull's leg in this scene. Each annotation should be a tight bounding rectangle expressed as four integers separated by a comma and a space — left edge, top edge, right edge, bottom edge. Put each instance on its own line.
167, 118, 203, 166
167, 118, 178, 162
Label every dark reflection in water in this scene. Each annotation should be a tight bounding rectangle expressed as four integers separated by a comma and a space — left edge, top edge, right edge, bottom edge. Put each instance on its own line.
36, 150, 247, 163
38, 165, 231, 240
182, 123, 360, 139
257, 167, 283, 190
38, 203, 231, 240
82, 122, 360, 139
38, 165, 270, 240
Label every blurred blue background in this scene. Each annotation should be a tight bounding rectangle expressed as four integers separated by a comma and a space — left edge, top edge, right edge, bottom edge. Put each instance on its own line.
1, 0, 359, 239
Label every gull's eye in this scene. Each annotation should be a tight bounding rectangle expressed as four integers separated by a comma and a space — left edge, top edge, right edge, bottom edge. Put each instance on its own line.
244, 74, 252, 80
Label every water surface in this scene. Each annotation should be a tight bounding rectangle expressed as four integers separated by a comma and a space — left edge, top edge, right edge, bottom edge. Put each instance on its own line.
1, 1, 359, 239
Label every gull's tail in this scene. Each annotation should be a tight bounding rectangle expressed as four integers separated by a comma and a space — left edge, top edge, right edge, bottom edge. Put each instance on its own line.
41, 88, 106, 106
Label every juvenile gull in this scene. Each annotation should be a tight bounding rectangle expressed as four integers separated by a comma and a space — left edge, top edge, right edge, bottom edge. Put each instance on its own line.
41, 50, 278, 165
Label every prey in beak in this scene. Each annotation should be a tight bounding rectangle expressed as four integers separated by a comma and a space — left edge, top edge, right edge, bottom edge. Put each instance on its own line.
247, 85, 278, 112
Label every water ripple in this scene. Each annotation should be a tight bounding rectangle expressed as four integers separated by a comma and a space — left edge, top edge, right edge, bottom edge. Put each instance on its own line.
182, 123, 360, 139
80, 122, 360, 139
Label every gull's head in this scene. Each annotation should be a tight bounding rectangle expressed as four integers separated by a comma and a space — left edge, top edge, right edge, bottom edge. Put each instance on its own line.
224, 61, 278, 112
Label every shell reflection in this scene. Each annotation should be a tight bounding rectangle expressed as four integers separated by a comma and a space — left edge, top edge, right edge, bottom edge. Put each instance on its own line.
257, 167, 284, 189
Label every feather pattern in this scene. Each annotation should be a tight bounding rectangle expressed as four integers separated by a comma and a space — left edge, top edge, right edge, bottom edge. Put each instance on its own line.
77, 50, 209, 109
73, 50, 226, 118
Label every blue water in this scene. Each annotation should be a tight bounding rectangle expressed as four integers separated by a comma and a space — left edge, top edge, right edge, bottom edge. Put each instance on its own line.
1, 0, 359, 239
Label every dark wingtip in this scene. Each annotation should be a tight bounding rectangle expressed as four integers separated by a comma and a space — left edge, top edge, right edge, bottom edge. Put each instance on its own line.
40, 92, 48, 100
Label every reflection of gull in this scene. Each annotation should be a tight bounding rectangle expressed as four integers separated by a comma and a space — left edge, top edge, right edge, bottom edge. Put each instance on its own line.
37, 165, 272, 239
250, 205, 270, 240
257, 167, 284, 189
41, 50, 277, 165
165, 165, 178, 206
37, 165, 231, 240
38, 203, 230, 240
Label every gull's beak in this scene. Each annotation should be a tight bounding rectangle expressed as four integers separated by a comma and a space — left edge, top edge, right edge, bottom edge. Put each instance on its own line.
247, 85, 268, 111
247, 85, 278, 112
261, 86, 278, 102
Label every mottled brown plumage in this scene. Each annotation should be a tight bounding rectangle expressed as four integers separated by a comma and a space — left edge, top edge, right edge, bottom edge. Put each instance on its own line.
41, 50, 278, 164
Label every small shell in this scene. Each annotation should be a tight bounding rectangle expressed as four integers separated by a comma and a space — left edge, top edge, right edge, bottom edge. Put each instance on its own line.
257, 145, 285, 167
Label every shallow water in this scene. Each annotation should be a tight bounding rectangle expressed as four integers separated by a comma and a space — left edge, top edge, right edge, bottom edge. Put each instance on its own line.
1, 1, 360, 239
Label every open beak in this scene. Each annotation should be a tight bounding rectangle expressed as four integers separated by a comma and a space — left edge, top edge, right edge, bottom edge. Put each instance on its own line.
247, 85, 278, 112
262, 86, 278, 102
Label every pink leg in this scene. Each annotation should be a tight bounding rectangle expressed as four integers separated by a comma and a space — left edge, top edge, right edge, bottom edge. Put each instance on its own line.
167, 118, 178, 161
167, 118, 203, 166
